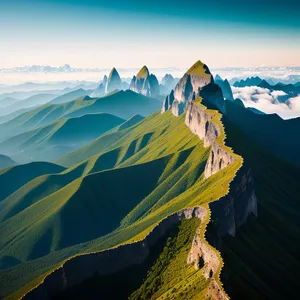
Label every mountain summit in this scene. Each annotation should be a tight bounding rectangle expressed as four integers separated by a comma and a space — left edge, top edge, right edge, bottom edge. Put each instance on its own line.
105, 68, 122, 94
162, 60, 219, 115
129, 66, 159, 98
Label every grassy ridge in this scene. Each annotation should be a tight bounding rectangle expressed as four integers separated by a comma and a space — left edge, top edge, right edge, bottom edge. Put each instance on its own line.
0, 109, 241, 299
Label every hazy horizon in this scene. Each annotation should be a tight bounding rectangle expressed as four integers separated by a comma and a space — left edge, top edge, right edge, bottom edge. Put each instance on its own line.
1, 0, 299, 69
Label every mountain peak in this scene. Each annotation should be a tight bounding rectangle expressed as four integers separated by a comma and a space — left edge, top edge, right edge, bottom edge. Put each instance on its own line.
186, 60, 211, 77
215, 74, 223, 81
108, 68, 120, 80
136, 65, 149, 79
105, 68, 122, 94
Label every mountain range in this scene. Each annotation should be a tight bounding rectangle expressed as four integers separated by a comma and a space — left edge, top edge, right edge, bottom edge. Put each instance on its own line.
0, 60, 299, 300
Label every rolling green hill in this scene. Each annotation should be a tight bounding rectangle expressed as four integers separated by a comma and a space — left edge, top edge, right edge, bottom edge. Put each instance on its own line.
0, 108, 241, 299
0, 90, 160, 142
0, 162, 65, 203
0, 113, 125, 163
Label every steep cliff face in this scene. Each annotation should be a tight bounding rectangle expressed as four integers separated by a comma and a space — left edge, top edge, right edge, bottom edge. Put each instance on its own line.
161, 60, 213, 115
90, 75, 107, 97
129, 66, 159, 98
105, 68, 122, 94
22, 207, 212, 300
185, 100, 235, 178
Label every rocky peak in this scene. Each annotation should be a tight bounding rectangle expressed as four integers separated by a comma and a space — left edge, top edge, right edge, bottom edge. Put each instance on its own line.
215, 74, 223, 81
136, 65, 150, 79
162, 60, 214, 115
105, 68, 122, 94
129, 66, 159, 98
90, 75, 108, 97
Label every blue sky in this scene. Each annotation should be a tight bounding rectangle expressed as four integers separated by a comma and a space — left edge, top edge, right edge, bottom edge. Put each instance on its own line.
0, 0, 299, 68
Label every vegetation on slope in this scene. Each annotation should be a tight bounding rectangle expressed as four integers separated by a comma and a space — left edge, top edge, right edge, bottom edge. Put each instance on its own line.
0, 162, 65, 203
54, 219, 208, 300
0, 108, 241, 300
0, 90, 160, 142
0, 113, 125, 163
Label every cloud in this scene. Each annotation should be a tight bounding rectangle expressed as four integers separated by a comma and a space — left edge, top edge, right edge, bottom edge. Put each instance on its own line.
232, 86, 300, 119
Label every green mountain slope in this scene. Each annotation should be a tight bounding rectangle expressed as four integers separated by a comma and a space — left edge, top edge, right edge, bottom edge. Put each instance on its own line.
49, 89, 90, 105
0, 113, 125, 163
0, 162, 65, 203
0, 109, 241, 299
0, 90, 160, 142
55, 218, 208, 300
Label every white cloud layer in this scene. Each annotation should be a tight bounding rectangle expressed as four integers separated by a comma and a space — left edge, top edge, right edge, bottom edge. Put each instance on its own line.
232, 86, 300, 120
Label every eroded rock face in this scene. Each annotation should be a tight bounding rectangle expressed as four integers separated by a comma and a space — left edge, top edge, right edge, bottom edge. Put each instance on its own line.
161, 60, 213, 116
22, 207, 206, 300
185, 100, 235, 178
90, 75, 107, 97
161, 90, 174, 113
129, 66, 159, 98
204, 143, 236, 178
105, 68, 122, 94
187, 226, 229, 300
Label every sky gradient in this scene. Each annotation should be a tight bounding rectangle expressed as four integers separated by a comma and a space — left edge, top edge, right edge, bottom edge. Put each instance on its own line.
1, 0, 300, 68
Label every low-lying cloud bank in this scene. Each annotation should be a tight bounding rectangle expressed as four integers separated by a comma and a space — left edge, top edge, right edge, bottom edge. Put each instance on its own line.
232, 86, 300, 119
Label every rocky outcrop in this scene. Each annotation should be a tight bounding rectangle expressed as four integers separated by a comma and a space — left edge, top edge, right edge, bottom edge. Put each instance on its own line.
105, 68, 122, 94
185, 100, 235, 178
129, 66, 159, 98
187, 222, 228, 300
161, 90, 174, 113
22, 207, 207, 300
90, 75, 107, 97
161, 60, 213, 115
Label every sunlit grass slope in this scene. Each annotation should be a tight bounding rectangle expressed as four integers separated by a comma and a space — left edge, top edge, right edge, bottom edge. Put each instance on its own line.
0, 110, 241, 299
55, 219, 209, 300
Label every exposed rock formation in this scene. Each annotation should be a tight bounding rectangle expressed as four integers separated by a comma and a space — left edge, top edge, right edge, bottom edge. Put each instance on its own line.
187, 223, 228, 300
161, 90, 174, 113
185, 100, 235, 178
90, 75, 107, 97
22, 207, 210, 300
161, 60, 216, 115
129, 66, 159, 98
105, 68, 122, 94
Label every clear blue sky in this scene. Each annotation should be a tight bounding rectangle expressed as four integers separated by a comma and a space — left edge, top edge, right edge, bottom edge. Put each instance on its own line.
1, 0, 299, 68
